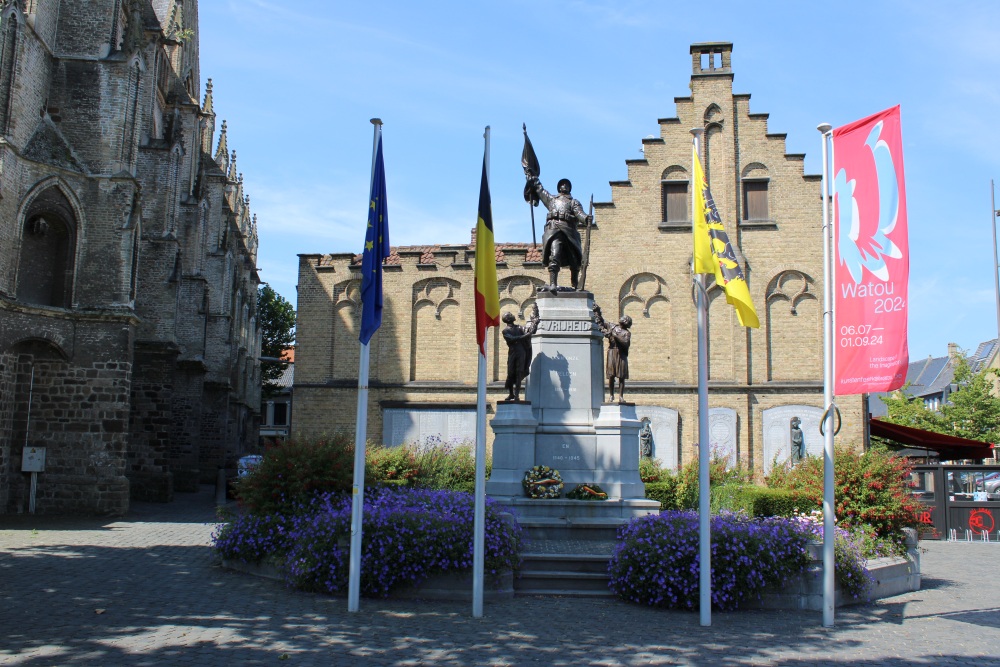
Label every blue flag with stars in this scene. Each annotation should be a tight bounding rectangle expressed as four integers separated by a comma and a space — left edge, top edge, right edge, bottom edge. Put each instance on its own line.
360, 135, 389, 345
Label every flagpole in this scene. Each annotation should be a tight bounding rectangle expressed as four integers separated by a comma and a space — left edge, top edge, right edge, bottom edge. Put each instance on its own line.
991, 180, 1000, 342
348, 118, 383, 613
818, 122, 836, 627
691, 127, 711, 627
472, 126, 491, 618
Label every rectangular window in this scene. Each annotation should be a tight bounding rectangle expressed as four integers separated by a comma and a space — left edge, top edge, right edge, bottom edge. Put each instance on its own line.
661, 182, 688, 223
743, 180, 769, 221
273, 402, 288, 426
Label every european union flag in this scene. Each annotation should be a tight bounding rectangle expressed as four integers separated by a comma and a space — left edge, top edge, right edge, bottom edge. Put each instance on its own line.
360, 134, 389, 345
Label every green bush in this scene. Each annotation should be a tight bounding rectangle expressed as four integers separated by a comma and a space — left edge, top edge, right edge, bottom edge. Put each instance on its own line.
366, 439, 489, 491
366, 443, 419, 484
710, 484, 808, 517
644, 478, 680, 510
235, 437, 493, 517
639, 457, 666, 483
233, 435, 356, 515
645, 455, 751, 511
766, 445, 921, 543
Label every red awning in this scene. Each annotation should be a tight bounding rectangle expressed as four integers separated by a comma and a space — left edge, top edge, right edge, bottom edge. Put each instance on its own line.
869, 418, 995, 461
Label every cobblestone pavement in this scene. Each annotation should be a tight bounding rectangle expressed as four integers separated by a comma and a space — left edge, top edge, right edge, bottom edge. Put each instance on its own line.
2, 488, 999, 666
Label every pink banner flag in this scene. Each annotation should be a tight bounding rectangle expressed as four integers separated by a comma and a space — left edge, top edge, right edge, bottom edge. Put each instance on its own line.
832, 106, 909, 395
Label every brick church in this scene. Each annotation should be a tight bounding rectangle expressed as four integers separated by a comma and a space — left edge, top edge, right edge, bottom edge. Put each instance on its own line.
295, 43, 865, 474
0, 0, 261, 514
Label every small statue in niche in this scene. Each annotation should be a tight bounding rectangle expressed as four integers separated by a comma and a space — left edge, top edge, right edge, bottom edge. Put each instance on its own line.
790, 416, 805, 464
639, 419, 653, 458
592, 304, 632, 403
501, 305, 540, 401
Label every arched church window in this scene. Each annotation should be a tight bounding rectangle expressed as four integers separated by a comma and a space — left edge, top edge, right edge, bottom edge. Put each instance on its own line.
111, 0, 127, 52
16, 215, 75, 308
121, 59, 142, 170
0, 6, 20, 134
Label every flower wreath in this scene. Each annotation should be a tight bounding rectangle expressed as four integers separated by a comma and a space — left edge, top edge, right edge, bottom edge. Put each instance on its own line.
567, 483, 608, 501
522, 465, 563, 499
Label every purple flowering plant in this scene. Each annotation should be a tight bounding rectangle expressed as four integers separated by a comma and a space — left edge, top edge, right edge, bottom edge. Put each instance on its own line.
790, 509, 875, 599
213, 486, 522, 598
212, 511, 296, 564
608, 510, 812, 611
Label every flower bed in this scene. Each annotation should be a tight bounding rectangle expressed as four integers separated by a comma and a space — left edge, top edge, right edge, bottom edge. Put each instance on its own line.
609, 511, 812, 611
213, 487, 522, 598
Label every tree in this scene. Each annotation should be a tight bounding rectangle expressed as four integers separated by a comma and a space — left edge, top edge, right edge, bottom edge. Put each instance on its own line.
941, 355, 1000, 443
880, 353, 1000, 444
877, 389, 945, 433
258, 284, 296, 396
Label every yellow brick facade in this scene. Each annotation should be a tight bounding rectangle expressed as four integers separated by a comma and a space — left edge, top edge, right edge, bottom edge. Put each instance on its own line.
294, 43, 865, 473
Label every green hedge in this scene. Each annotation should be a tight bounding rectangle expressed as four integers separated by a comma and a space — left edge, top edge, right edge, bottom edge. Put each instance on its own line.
710, 484, 811, 517
644, 478, 680, 510
646, 480, 809, 516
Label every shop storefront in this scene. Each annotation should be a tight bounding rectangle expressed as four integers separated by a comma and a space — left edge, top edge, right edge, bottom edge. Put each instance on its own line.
869, 418, 997, 540
910, 465, 1000, 539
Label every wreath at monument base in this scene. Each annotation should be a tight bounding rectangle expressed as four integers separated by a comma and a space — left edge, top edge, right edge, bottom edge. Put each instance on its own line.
567, 484, 608, 501
522, 465, 563, 499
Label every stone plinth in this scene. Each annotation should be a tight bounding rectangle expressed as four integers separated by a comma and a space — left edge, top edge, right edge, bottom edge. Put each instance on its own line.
486, 402, 538, 497
488, 291, 651, 516
593, 403, 645, 498
525, 291, 605, 427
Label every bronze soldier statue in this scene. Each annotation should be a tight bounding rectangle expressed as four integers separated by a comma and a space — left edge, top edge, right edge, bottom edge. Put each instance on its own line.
593, 304, 632, 403
524, 175, 592, 291
501, 306, 539, 401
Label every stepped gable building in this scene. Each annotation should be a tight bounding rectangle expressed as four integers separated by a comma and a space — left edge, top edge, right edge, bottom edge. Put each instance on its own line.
0, 0, 261, 514
295, 43, 865, 473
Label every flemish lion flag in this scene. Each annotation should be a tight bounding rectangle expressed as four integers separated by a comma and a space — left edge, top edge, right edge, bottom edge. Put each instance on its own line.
693, 151, 759, 328
474, 153, 500, 355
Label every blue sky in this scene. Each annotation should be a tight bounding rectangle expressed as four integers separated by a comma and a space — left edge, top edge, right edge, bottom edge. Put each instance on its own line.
198, 0, 1000, 361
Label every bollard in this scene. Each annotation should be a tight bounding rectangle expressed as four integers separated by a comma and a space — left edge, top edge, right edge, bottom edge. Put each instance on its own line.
216, 468, 228, 506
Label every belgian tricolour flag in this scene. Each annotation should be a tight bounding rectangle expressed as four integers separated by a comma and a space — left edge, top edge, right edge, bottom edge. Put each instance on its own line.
474, 153, 500, 356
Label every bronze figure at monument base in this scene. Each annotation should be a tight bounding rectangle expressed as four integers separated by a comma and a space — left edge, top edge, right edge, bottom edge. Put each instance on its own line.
593, 304, 632, 404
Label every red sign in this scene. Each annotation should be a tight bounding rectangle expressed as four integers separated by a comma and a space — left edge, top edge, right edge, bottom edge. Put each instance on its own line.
832, 106, 909, 395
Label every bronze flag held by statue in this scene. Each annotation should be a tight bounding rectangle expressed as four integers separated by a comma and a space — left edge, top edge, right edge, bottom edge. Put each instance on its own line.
521, 124, 539, 248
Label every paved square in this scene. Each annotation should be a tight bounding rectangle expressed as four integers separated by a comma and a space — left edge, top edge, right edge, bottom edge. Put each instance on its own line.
2, 488, 998, 666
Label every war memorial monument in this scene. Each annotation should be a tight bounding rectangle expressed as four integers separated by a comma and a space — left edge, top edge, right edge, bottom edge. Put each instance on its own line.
485, 138, 659, 532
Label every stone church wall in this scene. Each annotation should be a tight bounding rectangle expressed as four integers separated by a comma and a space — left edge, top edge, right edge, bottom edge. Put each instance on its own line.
0, 1, 263, 514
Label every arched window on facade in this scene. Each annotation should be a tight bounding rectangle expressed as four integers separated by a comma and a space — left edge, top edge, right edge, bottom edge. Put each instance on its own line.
742, 163, 771, 224
660, 166, 689, 228
120, 58, 143, 170
0, 6, 21, 135
16, 187, 78, 308
111, 0, 127, 51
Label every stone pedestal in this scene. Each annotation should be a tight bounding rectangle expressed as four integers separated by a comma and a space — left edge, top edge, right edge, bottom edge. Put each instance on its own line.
488, 291, 656, 521
486, 402, 537, 497
593, 403, 645, 498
